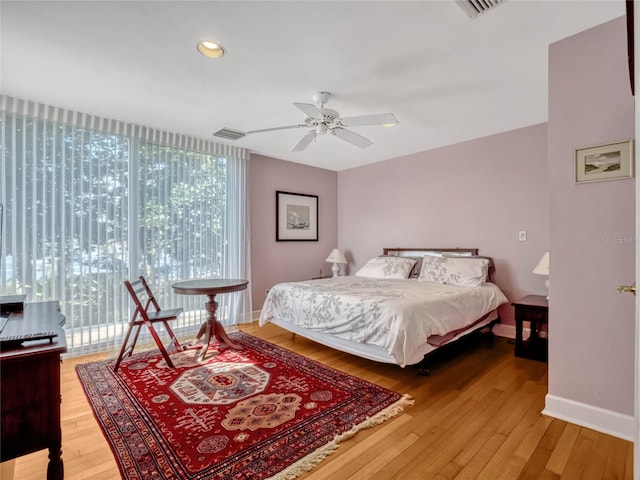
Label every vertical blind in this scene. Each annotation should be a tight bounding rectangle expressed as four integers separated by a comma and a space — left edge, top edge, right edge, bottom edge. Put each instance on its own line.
0, 96, 251, 356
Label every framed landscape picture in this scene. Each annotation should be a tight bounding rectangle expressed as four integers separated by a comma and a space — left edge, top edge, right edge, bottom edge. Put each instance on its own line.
575, 140, 634, 183
276, 191, 318, 241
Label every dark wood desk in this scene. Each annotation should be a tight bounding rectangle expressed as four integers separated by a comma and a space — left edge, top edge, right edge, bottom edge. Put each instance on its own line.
172, 278, 248, 361
0, 301, 67, 479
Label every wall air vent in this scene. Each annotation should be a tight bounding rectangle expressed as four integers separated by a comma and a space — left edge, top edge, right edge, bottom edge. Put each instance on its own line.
456, 0, 505, 19
213, 127, 246, 141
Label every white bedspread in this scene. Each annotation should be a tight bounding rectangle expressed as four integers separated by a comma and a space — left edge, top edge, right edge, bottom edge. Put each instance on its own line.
259, 276, 508, 367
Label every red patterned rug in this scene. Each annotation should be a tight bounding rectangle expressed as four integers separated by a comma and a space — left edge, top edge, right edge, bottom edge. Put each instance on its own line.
76, 331, 412, 480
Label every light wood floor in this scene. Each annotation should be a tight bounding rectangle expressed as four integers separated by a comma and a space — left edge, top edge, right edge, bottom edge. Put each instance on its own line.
8, 322, 633, 480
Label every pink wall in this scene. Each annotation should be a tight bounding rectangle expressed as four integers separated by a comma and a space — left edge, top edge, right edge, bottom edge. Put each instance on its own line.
548, 17, 635, 415
246, 13, 635, 434
249, 154, 337, 311
337, 124, 549, 326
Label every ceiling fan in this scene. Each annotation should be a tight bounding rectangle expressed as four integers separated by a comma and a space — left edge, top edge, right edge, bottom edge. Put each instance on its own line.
214, 91, 398, 152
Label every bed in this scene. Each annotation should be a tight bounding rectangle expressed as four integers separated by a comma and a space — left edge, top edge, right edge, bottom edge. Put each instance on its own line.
259, 247, 508, 372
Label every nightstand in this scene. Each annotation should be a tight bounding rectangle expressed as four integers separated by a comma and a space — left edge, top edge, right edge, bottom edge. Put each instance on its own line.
512, 295, 548, 362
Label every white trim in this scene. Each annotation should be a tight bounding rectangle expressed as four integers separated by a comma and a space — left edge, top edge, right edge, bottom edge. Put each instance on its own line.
634, 4, 640, 475
543, 394, 635, 442
250, 313, 635, 442
491, 323, 515, 339
252, 310, 262, 321
492, 323, 549, 341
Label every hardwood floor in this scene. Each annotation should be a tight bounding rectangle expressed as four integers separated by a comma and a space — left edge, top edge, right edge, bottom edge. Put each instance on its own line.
8, 322, 633, 480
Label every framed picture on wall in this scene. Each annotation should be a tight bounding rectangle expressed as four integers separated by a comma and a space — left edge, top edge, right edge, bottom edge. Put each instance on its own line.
276, 191, 318, 241
575, 140, 634, 183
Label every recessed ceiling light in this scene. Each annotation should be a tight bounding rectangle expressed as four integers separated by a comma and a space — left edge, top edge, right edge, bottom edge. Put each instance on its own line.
197, 41, 225, 58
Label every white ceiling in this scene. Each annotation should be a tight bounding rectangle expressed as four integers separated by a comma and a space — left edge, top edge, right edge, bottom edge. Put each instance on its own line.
1, 1, 625, 171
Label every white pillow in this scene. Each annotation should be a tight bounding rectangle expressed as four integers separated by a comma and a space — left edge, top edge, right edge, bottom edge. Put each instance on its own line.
355, 256, 417, 279
418, 256, 489, 287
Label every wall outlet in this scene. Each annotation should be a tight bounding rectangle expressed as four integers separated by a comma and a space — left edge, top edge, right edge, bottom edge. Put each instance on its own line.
519, 230, 527, 242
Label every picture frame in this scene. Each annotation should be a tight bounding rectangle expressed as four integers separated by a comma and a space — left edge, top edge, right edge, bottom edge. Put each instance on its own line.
575, 140, 634, 184
276, 191, 318, 241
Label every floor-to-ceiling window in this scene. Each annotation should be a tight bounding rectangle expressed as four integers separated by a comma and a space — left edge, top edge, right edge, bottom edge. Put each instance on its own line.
0, 96, 251, 355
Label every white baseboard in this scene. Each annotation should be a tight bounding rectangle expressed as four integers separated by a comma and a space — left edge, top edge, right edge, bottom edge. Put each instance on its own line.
543, 394, 635, 441
495, 325, 633, 441
492, 323, 515, 339
492, 323, 548, 341
248, 316, 634, 441
251, 310, 261, 321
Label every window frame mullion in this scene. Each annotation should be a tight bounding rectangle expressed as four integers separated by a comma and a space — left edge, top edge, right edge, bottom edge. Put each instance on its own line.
129, 137, 140, 281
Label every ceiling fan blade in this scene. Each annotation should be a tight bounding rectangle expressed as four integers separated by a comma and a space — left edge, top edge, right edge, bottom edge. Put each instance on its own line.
246, 124, 304, 134
340, 113, 398, 127
332, 127, 373, 148
293, 102, 323, 120
290, 131, 316, 152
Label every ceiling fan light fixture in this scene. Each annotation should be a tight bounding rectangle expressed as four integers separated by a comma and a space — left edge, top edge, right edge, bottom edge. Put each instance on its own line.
197, 40, 225, 58
235, 92, 397, 152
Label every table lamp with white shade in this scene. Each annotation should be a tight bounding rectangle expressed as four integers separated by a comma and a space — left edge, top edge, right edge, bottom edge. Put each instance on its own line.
532, 251, 550, 299
326, 249, 347, 277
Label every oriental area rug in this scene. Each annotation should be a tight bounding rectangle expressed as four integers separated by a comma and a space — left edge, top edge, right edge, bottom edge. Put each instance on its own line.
76, 331, 412, 480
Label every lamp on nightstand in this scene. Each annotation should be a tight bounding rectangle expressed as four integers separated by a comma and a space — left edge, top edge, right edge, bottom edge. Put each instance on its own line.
532, 251, 550, 299
325, 249, 347, 277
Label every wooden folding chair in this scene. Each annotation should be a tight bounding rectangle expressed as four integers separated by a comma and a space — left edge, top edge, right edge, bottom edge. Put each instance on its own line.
114, 276, 184, 372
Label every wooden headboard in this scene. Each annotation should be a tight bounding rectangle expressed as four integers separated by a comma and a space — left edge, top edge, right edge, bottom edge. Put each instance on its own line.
383, 247, 478, 257
382, 247, 495, 280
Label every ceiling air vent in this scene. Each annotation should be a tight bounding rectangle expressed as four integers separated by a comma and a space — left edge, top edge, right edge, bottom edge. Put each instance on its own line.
456, 0, 505, 19
213, 127, 246, 141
